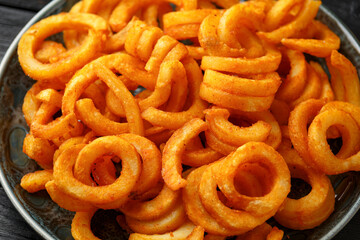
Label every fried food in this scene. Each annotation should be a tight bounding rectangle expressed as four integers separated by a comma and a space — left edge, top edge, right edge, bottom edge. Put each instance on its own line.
17, 0, 360, 239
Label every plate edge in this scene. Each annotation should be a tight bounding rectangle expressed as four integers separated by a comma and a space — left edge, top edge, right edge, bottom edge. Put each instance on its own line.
0, 2, 67, 240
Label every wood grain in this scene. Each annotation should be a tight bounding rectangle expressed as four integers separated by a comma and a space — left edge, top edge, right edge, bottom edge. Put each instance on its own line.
0, 0, 51, 11
0, 4, 48, 240
324, 0, 360, 39
0, 5, 34, 60
0, 192, 41, 239
0, 1, 359, 239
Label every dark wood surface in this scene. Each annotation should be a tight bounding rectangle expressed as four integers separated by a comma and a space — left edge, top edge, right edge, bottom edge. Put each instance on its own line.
0, 0, 359, 239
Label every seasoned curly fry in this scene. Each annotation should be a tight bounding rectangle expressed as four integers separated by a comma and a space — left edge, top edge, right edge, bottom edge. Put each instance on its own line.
17, 0, 360, 239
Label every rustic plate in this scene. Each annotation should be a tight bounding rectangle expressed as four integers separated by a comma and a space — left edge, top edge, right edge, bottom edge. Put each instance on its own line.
0, 1, 360, 239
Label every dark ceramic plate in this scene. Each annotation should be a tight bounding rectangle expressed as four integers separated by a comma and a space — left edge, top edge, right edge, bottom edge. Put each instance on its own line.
0, 1, 360, 239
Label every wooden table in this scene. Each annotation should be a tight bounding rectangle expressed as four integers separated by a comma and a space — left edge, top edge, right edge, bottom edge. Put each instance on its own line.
0, 0, 360, 239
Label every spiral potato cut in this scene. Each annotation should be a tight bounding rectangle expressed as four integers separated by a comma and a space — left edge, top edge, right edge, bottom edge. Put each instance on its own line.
71, 208, 100, 240
91, 156, 117, 186
24, 75, 105, 146
102, 59, 187, 115
288, 98, 326, 169
275, 48, 307, 102
126, 200, 187, 234
22, 82, 65, 126
183, 165, 249, 236
62, 2, 84, 49
186, 226, 205, 240
200, 6, 282, 74
197, 2, 267, 59
257, 0, 321, 44
326, 50, 360, 106
67, 0, 168, 51
123, 21, 206, 127
138, 60, 187, 112
184, 0, 238, 10
183, 146, 289, 236
70, 132, 160, 193
287, 62, 322, 109
206, 20, 265, 58
64, 2, 98, 50
51, 140, 95, 209
310, 61, 335, 102
217, 1, 266, 46
203, 235, 225, 240
125, 20, 189, 73
270, 99, 291, 126
289, 100, 360, 174
143, 3, 173, 27
54, 136, 142, 209
266, 227, 284, 240
204, 107, 281, 155
200, 70, 281, 112
145, 126, 174, 146
163, 9, 222, 40
263, 0, 303, 32
45, 180, 94, 212
64, 3, 138, 54
18, 13, 109, 82
23, 83, 47, 126
108, 0, 236, 37
281, 20, 340, 58
196, 143, 289, 234
63, 53, 154, 136
105, 85, 133, 118
52, 136, 85, 163
275, 48, 334, 108
82, 81, 108, 110
201, 40, 281, 75
23, 134, 56, 169
205, 0, 243, 9
182, 136, 224, 167
129, 221, 196, 240
229, 164, 266, 199
35, 89, 63, 107
20, 169, 53, 193
235, 223, 283, 240
213, 142, 290, 217
34, 41, 66, 64
120, 183, 180, 221
79, 0, 121, 19
72, 133, 162, 197
109, 0, 179, 32
162, 118, 208, 191
307, 101, 360, 175
118, 134, 162, 196
28, 87, 84, 144
141, 57, 208, 130
275, 141, 335, 230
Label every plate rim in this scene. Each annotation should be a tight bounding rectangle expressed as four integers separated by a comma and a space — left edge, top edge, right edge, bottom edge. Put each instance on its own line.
0, 2, 65, 239
0, 2, 360, 240
316, 6, 360, 240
